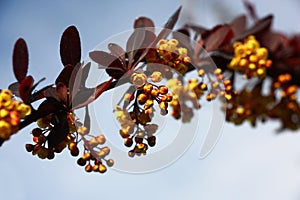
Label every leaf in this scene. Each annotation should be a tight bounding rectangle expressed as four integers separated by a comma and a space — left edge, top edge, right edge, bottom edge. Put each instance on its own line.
81, 62, 91, 85
156, 6, 182, 41
205, 25, 233, 52
60, 25, 81, 66
106, 67, 126, 79
108, 43, 126, 64
55, 64, 74, 86
56, 82, 68, 103
89, 50, 124, 69
13, 38, 29, 83
37, 97, 65, 118
71, 88, 94, 109
236, 15, 273, 41
19, 76, 34, 103
134, 17, 155, 32
31, 84, 53, 102
8, 82, 20, 97
126, 29, 147, 68
69, 62, 82, 100
243, 0, 258, 21
47, 111, 69, 148
71, 78, 113, 110
164, 6, 182, 31
230, 15, 247, 38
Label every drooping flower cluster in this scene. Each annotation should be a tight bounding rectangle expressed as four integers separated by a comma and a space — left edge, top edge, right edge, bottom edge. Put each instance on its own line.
228, 35, 272, 79
0, 89, 31, 141
114, 71, 173, 156
25, 110, 114, 173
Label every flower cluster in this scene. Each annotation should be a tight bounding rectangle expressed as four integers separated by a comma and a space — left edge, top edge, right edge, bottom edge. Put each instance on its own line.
114, 71, 173, 156
228, 35, 272, 79
146, 39, 191, 75
0, 89, 31, 141
167, 78, 205, 122
25, 111, 114, 173
77, 133, 114, 173
115, 106, 158, 157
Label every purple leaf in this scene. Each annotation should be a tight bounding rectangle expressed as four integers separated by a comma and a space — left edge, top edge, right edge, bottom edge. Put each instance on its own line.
89, 50, 124, 69
13, 38, 29, 83
243, 0, 258, 21
156, 6, 182, 41
108, 43, 126, 64
230, 15, 247, 39
126, 29, 147, 68
205, 25, 234, 52
19, 76, 34, 104
60, 25, 81, 66
71, 78, 113, 110
134, 17, 155, 32
55, 64, 74, 86
236, 15, 273, 41
8, 82, 20, 97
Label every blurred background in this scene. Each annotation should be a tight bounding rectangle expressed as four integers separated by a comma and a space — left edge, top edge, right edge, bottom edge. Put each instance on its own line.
1, 0, 300, 199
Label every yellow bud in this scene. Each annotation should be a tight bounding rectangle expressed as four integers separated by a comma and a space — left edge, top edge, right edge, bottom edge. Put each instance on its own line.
256, 47, 268, 60
150, 71, 162, 82
130, 72, 147, 89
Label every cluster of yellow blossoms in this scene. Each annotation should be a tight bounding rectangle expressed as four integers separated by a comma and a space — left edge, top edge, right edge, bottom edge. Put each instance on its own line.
146, 39, 191, 75
167, 78, 206, 122
26, 111, 113, 173
114, 71, 173, 156
228, 35, 272, 79
0, 89, 31, 141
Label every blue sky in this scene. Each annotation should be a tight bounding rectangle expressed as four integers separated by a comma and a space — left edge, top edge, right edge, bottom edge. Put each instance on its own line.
1, 0, 300, 200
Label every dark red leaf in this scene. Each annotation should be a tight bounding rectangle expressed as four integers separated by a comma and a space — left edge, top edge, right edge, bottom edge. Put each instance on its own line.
8, 82, 20, 97
30, 77, 46, 93
13, 38, 29, 83
55, 64, 74, 86
259, 31, 284, 52
156, 6, 182, 41
134, 17, 155, 32
56, 82, 68, 103
89, 51, 124, 69
243, 0, 258, 21
126, 29, 147, 68
37, 97, 65, 118
31, 84, 53, 102
18, 97, 64, 130
108, 43, 126, 64
71, 88, 94, 109
71, 78, 113, 110
237, 15, 273, 40
60, 25, 81, 66
230, 15, 247, 38
44, 87, 60, 101
19, 76, 34, 103
205, 25, 234, 52
69, 62, 82, 99
164, 6, 182, 31
106, 67, 126, 79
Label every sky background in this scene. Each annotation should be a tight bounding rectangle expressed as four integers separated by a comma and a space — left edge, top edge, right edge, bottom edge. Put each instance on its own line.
1, 0, 300, 200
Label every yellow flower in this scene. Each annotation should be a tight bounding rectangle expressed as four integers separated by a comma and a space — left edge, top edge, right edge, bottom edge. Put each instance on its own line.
0, 120, 11, 140
130, 72, 147, 89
